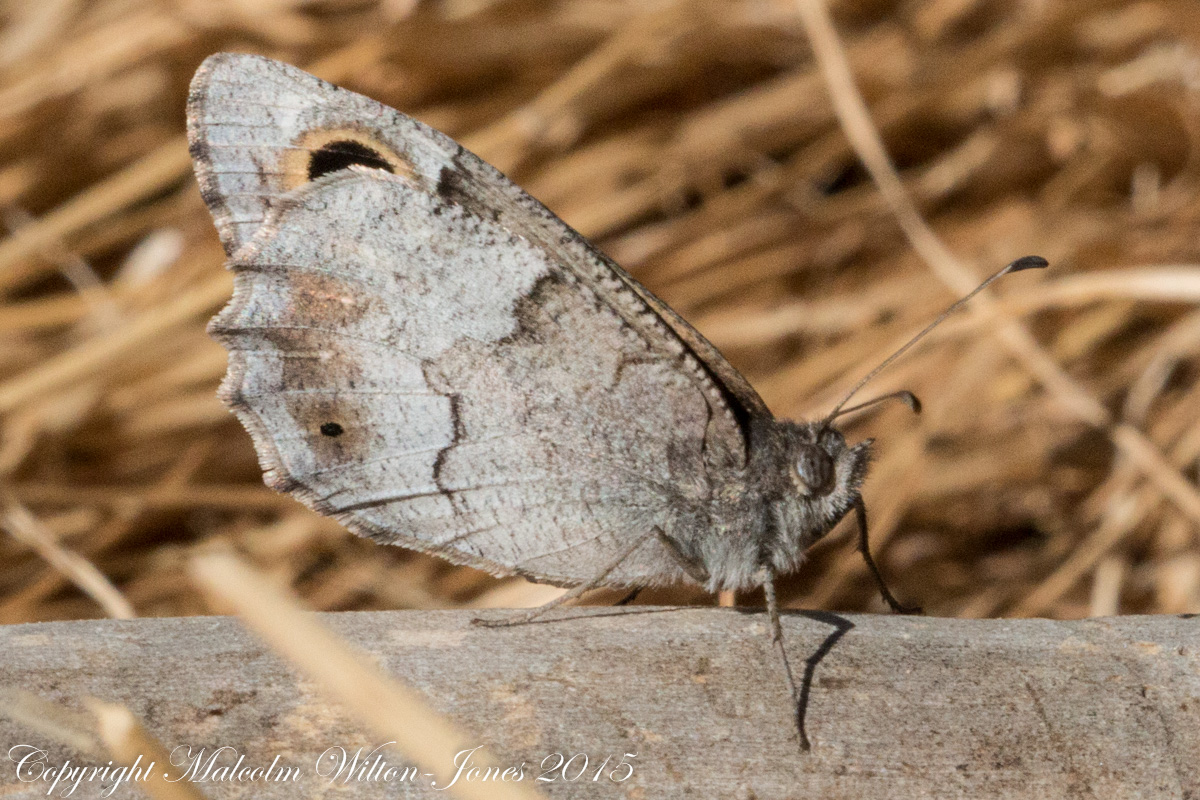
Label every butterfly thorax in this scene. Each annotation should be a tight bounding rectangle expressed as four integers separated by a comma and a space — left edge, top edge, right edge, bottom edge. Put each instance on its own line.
685, 418, 871, 592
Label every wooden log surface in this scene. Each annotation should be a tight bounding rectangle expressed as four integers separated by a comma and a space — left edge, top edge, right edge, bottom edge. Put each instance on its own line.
1, 608, 1197, 798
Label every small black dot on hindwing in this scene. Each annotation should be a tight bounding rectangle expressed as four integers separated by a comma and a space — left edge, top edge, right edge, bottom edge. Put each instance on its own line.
320, 422, 344, 437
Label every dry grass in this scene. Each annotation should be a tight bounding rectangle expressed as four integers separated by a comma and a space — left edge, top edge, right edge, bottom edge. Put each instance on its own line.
2, 0, 1199, 624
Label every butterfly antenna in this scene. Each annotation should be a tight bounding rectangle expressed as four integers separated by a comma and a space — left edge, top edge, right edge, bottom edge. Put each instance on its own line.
827, 389, 921, 422
820, 255, 1048, 429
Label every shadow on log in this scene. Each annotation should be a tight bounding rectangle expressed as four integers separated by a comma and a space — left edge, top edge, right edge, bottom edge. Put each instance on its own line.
1, 609, 1197, 798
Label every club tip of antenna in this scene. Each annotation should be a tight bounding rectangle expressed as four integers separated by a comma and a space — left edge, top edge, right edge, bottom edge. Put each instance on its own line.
899, 390, 922, 414
1007, 255, 1049, 273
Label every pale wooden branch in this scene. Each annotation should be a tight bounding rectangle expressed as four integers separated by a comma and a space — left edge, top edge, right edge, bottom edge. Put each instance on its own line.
1, 609, 1197, 798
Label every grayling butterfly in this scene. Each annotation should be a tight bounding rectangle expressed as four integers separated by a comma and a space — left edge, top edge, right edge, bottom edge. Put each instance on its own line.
188, 53, 1045, 750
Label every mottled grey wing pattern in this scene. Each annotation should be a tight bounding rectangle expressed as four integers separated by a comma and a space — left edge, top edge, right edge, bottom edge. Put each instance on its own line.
191, 53, 768, 586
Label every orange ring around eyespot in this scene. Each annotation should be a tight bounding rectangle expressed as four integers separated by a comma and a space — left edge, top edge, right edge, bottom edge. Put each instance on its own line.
282, 127, 416, 190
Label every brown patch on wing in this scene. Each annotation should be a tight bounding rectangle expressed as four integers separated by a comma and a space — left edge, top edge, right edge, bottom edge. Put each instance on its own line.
279, 349, 360, 395
284, 270, 374, 329
215, 335, 368, 417
285, 393, 375, 469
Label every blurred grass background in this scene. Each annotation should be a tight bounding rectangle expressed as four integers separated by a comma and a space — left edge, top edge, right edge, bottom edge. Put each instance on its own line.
1, 0, 1198, 623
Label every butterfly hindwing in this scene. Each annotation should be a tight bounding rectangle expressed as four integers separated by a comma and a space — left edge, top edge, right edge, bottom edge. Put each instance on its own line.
213, 170, 716, 585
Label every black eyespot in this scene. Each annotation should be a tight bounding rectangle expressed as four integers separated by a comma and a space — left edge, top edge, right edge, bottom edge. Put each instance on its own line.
308, 140, 394, 181
320, 422, 344, 437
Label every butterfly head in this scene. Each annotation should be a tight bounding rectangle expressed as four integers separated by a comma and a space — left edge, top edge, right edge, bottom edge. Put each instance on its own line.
785, 423, 871, 505
754, 420, 873, 572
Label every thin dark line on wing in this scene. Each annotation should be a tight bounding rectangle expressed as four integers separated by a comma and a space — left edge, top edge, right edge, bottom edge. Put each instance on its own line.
193, 122, 284, 128
434, 499, 661, 549
220, 323, 394, 348
562, 453, 684, 502
519, 519, 659, 564
234, 260, 379, 293
304, 436, 509, 480
196, 97, 326, 112
204, 143, 368, 151
332, 488, 447, 513
201, 169, 291, 175
226, 215, 280, 224
329, 475, 554, 514
332, 477, 656, 520
218, 191, 305, 198
237, 389, 435, 398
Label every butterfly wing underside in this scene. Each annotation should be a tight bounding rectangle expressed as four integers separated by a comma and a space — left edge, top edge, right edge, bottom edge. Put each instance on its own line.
191, 53, 771, 587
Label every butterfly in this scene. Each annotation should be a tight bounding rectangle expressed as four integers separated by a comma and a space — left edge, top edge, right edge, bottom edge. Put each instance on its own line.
188, 52, 1045, 750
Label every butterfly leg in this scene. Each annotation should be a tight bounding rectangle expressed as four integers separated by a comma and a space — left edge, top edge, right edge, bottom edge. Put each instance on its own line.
613, 588, 642, 606
616, 531, 712, 603
653, 528, 710, 585
471, 528, 658, 628
853, 498, 921, 614
762, 573, 808, 751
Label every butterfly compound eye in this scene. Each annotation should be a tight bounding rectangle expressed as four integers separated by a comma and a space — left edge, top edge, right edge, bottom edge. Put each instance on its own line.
794, 445, 835, 497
